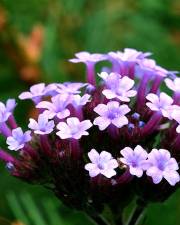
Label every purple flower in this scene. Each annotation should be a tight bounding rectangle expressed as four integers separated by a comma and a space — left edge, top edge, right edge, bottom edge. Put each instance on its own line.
138, 59, 168, 77
69, 51, 106, 64
56, 117, 92, 139
108, 48, 151, 62
0, 99, 16, 123
165, 78, 180, 93
28, 113, 55, 135
120, 145, 148, 177
36, 94, 70, 119
144, 149, 180, 186
56, 82, 87, 95
71, 94, 91, 108
6, 127, 31, 151
93, 101, 130, 130
19, 83, 56, 103
85, 149, 118, 178
171, 106, 180, 133
98, 72, 137, 102
146, 92, 173, 118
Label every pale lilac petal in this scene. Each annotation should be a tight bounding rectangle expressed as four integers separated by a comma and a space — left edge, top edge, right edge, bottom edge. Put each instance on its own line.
134, 145, 148, 160
163, 171, 180, 186
79, 120, 93, 131
28, 119, 39, 130
120, 147, 134, 159
126, 90, 137, 97
56, 109, 70, 119
146, 167, 163, 184
129, 167, 143, 177
30, 83, 45, 95
93, 117, 110, 130
100, 151, 112, 162
6, 99, 16, 112
160, 92, 173, 106
119, 76, 135, 91
93, 104, 108, 116
166, 158, 179, 170
102, 89, 117, 99
146, 103, 159, 111
107, 159, 119, 169
146, 93, 159, 104
19, 92, 33, 100
101, 169, 116, 178
112, 116, 128, 128
176, 125, 180, 133
88, 149, 100, 163
36, 101, 54, 110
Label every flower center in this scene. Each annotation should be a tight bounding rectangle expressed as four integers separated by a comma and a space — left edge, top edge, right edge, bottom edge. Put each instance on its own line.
108, 109, 120, 120
157, 161, 166, 171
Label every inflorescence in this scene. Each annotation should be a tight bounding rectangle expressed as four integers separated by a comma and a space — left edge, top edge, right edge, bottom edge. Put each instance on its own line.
0, 48, 180, 223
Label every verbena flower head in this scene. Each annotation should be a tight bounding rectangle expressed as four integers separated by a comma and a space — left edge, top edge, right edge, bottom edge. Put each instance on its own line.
0, 48, 180, 225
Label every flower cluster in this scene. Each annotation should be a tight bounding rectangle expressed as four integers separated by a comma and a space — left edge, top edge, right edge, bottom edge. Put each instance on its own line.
0, 48, 180, 225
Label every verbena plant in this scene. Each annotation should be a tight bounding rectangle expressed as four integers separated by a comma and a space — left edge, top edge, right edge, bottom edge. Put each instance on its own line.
0, 48, 180, 225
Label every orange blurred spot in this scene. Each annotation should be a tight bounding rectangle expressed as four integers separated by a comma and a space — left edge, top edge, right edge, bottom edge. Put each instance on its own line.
0, 7, 7, 31
11, 222, 26, 225
20, 65, 41, 83
18, 25, 44, 63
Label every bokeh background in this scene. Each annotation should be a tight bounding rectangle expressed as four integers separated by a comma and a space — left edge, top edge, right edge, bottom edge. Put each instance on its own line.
0, 0, 180, 224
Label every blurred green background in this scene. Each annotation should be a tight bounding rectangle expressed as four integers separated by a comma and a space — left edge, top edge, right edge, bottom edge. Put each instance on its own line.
0, 0, 180, 224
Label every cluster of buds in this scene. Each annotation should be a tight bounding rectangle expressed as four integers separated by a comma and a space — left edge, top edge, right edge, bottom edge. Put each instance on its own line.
0, 48, 180, 225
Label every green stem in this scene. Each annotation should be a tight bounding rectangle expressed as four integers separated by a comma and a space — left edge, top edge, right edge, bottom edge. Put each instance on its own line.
126, 202, 147, 225
87, 212, 111, 225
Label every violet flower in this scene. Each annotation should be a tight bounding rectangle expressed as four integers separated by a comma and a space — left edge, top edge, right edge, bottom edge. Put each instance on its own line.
93, 101, 130, 130
85, 149, 118, 178
19, 83, 56, 104
69, 52, 106, 85
165, 77, 180, 104
71, 94, 91, 108
171, 107, 180, 133
6, 127, 31, 151
36, 94, 70, 119
56, 82, 87, 95
120, 145, 148, 177
165, 77, 180, 93
144, 149, 180, 186
99, 72, 137, 102
146, 92, 173, 118
109, 48, 150, 63
0, 99, 16, 123
28, 113, 55, 134
56, 117, 92, 139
